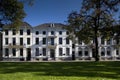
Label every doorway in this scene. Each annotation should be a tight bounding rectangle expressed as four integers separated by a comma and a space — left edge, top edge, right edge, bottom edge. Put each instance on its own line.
50, 49, 55, 60
72, 51, 75, 60
27, 48, 31, 61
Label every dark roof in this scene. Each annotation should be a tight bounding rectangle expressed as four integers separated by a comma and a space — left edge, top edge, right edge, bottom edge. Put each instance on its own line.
3, 22, 32, 29
34, 23, 66, 28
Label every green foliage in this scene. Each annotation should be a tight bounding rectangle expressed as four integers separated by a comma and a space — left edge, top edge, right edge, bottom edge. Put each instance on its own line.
67, 0, 120, 61
0, 0, 33, 30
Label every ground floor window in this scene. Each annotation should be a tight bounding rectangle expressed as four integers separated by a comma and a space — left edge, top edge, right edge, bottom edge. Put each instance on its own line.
5, 48, 9, 56
116, 49, 119, 55
107, 47, 111, 56
78, 51, 82, 56
59, 48, 62, 56
35, 48, 39, 56
12, 48, 16, 56
43, 48, 46, 56
66, 48, 70, 56
20, 48, 23, 56
101, 51, 105, 56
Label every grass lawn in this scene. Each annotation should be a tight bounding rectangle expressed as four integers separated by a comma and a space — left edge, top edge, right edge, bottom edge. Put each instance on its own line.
0, 61, 120, 80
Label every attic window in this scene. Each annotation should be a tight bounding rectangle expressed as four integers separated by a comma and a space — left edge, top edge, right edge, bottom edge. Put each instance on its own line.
50, 24, 54, 27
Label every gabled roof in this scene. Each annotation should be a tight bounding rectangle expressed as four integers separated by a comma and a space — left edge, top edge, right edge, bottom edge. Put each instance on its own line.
34, 23, 66, 29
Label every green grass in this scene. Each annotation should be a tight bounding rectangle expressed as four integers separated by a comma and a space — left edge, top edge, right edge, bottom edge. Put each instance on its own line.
0, 61, 120, 80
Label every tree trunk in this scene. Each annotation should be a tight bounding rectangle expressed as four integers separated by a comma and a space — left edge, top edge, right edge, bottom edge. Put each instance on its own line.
94, 31, 99, 61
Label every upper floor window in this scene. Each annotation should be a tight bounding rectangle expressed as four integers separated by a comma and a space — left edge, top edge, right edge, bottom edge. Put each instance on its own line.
107, 39, 111, 45
12, 29, 16, 35
51, 31, 54, 35
66, 38, 69, 44
27, 29, 30, 35
36, 38, 39, 45
12, 38, 16, 45
66, 31, 69, 35
20, 29, 23, 35
72, 44, 75, 48
5, 38, 8, 45
101, 37, 104, 44
59, 31, 62, 35
43, 38, 46, 44
27, 38, 30, 45
5, 30, 8, 35
36, 31, 39, 35
20, 38, 23, 45
43, 31, 46, 35
59, 38, 62, 44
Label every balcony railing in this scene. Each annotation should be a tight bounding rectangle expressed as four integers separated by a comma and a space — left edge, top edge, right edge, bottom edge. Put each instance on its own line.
47, 43, 57, 49
47, 35, 57, 38
7, 43, 24, 48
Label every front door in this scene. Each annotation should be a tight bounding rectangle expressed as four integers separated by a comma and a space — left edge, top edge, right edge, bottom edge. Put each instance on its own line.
27, 48, 31, 61
50, 49, 55, 60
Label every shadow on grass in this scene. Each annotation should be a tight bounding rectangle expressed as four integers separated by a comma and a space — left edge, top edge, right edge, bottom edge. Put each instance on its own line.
0, 61, 120, 79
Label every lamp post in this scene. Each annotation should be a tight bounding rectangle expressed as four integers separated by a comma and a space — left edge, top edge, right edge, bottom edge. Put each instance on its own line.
0, 20, 3, 61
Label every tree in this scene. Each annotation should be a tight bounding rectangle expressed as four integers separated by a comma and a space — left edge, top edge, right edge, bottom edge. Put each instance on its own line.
0, 0, 33, 29
67, 0, 120, 61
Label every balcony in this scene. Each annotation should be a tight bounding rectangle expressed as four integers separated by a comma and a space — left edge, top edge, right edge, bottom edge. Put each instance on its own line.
47, 35, 57, 38
47, 43, 57, 49
7, 43, 24, 48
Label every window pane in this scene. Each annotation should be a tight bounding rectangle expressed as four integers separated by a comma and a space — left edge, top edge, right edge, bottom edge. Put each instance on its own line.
5, 30, 8, 35
51, 31, 54, 35
59, 48, 62, 56
36, 48, 39, 56
43, 31, 46, 35
12, 30, 16, 35
59, 31, 62, 35
20, 48, 23, 56
66, 38, 69, 44
20, 38, 23, 45
12, 48, 16, 56
59, 38, 62, 44
27, 38, 30, 45
5, 38, 8, 45
43, 48, 46, 56
66, 48, 70, 56
43, 38, 46, 44
20, 30, 23, 35
27, 29, 30, 35
13, 38, 16, 45
5, 48, 9, 56
36, 31, 39, 35
36, 38, 39, 45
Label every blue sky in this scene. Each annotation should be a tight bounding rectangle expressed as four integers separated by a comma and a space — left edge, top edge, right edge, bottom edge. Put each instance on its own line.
24, 0, 82, 26
24, 0, 120, 27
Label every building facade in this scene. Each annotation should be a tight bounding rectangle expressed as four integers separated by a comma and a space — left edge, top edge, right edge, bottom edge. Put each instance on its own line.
2, 22, 120, 61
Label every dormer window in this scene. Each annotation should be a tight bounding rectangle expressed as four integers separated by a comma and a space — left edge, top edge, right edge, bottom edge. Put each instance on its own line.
36, 31, 39, 35
50, 23, 54, 27
51, 31, 54, 35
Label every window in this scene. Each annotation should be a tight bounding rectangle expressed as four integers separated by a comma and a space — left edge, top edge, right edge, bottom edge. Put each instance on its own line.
101, 37, 104, 44
20, 38, 23, 45
12, 38, 16, 45
107, 39, 111, 45
36, 48, 39, 56
66, 38, 69, 44
85, 51, 88, 56
66, 31, 69, 35
12, 48, 16, 56
5, 38, 8, 45
27, 38, 30, 45
116, 49, 119, 55
101, 51, 105, 56
116, 39, 119, 44
5, 30, 8, 35
59, 31, 62, 35
51, 31, 54, 35
20, 29, 23, 35
59, 38, 62, 44
5, 48, 9, 56
43, 31, 46, 35
36, 31, 39, 35
27, 29, 30, 35
66, 48, 70, 56
12, 29, 16, 35
51, 38, 54, 45
72, 44, 75, 48
43, 48, 46, 56
20, 48, 23, 56
43, 38, 46, 44
59, 48, 62, 56
79, 51, 82, 56
85, 48, 88, 56
107, 48, 111, 56
36, 38, 39, 45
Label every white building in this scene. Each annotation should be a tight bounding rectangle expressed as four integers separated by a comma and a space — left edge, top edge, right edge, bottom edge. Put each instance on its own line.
2, 22, 120, 61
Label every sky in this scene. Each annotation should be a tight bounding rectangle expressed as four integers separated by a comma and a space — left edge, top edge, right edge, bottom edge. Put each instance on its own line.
24, 0, 82, 26
24, 0, 120, 27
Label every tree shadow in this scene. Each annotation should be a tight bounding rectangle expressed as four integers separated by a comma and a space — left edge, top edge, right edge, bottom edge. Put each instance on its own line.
0, 62, 120, 79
